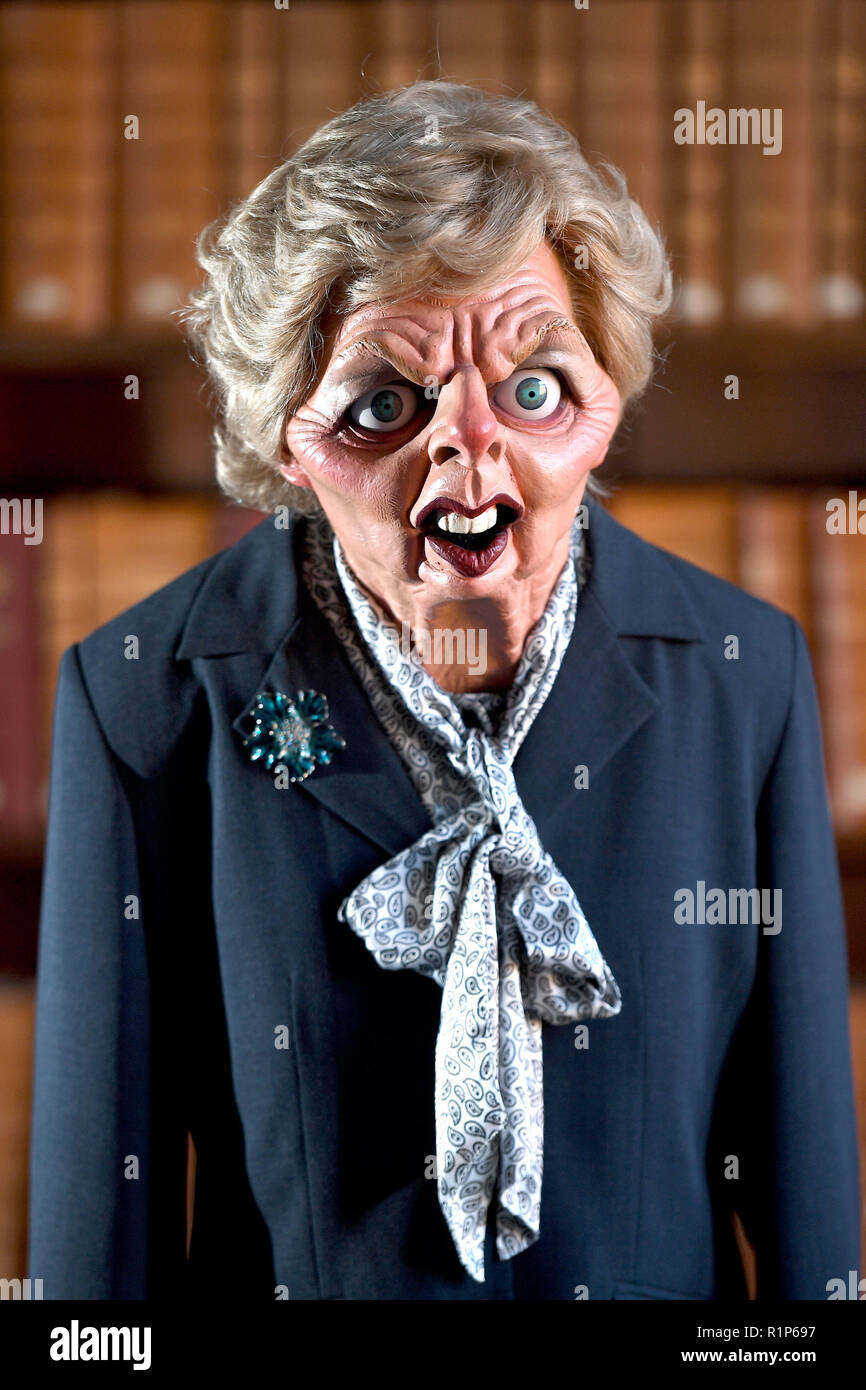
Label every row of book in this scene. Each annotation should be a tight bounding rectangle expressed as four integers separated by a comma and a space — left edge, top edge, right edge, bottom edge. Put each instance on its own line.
0, 485, 864, 848
0, 0, 863, 334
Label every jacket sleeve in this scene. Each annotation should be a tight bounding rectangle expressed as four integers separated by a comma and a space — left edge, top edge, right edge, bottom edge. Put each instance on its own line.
723, 616, 861, 1299
27, 643, 184, 1298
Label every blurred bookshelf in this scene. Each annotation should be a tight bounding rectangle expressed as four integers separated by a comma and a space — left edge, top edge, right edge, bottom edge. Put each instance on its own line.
0, 0, 865, 980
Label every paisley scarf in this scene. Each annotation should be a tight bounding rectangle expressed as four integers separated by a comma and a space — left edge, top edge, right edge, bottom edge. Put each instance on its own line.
302, 512, 621, 1283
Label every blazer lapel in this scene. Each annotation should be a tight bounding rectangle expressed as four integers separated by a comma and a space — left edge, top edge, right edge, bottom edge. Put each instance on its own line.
230, 560, 433, 859
186, 501, 705, 860
514, 498, 706, 835
514, 584, 661, 835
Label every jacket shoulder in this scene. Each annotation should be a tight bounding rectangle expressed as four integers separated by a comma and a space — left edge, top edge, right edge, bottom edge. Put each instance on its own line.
589, 503, 804, 766
68, 515, 292, 776
81, 548, 226, 658
593, 500, 800, 648
70, 549, 226, 774
652, 541, 800, 644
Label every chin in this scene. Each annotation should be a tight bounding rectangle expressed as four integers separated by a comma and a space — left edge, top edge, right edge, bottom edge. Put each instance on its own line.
417, 529, 524, 593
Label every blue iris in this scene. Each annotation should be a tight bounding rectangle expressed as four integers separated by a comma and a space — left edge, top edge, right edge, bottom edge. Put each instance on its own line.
515, 377, 547, 410
371, 389, 403, 422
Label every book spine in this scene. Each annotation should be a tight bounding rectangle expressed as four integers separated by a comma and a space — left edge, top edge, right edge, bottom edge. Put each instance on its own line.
433, 0, 527, 98
369, 0, 436, 92
668, 0, 731, 326
281, 2, 366, 156
737, 488, 812, 644
731, 0, 822, 325
0, 2, 114, 332
92, 493, 214, 626
36, 495, 99, 798
0, 524, 42, 844
226, 0, 284, 203
577, 0, 667, 231
809, 490, 866, 830
605, 485, 741, 583
531, 1, 589, 142
117, 0, 223, 328
815, 0, 866, 319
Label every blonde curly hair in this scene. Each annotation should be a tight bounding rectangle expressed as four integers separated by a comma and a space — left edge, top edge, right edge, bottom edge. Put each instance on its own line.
181, 79, 672, 515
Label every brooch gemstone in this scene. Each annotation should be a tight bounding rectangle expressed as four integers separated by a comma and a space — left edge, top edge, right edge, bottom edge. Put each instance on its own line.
240, 689, 345, 782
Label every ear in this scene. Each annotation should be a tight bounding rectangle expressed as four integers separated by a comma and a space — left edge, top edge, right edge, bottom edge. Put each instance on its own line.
278, 442, 313, 491
279, 461, 314, 490
588, 437, 613, 471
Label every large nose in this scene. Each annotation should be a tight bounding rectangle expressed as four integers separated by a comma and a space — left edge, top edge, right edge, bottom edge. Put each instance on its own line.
426, 366, 506, 469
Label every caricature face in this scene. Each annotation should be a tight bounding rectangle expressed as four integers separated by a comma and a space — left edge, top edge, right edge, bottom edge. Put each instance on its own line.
281, 240, 621, 618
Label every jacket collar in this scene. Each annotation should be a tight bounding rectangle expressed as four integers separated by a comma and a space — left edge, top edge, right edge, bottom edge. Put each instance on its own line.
175, 497, 705, 854
176, 512, 301, 659
175, 496, 705, 661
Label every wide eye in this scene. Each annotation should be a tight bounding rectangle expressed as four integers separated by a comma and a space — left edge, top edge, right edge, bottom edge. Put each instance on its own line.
348, 382, 419, 433
493, 367, 562, 420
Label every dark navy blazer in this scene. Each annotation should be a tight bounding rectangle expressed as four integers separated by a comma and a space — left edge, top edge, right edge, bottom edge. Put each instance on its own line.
27, 496, 860, 1300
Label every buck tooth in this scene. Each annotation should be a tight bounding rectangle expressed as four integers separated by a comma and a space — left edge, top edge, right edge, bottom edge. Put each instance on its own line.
468, 505, 498, 534
446, 513, 471, 535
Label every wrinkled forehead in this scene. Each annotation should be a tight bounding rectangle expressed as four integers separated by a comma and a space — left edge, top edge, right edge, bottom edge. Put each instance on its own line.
312, 241, 592, 390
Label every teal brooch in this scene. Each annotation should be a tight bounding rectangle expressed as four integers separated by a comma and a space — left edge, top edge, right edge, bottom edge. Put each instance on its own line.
240, 690, 345, 782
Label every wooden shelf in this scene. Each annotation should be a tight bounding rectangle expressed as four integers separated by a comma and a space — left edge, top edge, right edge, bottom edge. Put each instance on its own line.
0, 335, 215, 491
610, 326, 866, 485
1, 325, 865, 492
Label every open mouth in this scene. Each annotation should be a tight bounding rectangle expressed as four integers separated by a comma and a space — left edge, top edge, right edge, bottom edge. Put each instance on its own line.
418, 500, 521, 577
424, 502, 518, 550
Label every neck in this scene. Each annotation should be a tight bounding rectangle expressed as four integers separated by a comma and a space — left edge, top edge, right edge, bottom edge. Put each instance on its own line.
351, 533, 575, 694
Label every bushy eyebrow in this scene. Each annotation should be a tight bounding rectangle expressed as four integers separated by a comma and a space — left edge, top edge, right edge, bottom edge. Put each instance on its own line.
512, 317, 588, 363
330, 315, 588, 390
331, 340, 427, 388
